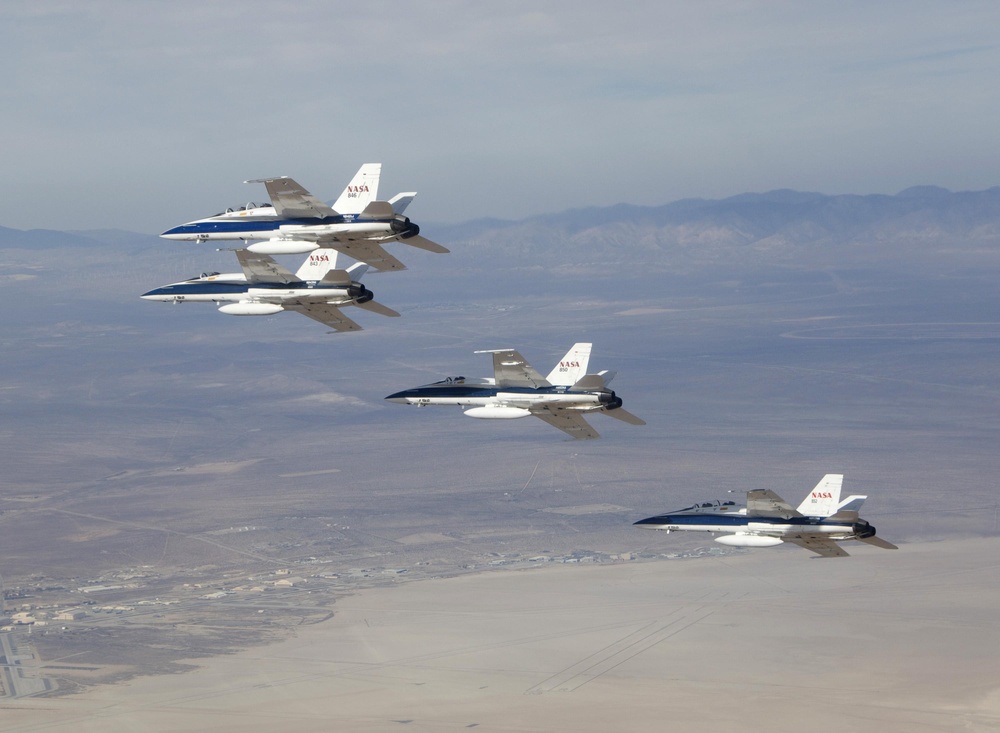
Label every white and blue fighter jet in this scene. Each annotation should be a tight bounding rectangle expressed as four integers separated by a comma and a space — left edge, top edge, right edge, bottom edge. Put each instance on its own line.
160, 164, 447, 271
385, 343, 645, 440
141, 248, 399, 332
634, 474, 897, 557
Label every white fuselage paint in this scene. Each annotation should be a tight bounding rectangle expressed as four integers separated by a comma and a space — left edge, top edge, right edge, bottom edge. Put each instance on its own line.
139, 274, 353, 306
160, 209, 395, 243
395, 392, 605, 413
638, 518, 859, 541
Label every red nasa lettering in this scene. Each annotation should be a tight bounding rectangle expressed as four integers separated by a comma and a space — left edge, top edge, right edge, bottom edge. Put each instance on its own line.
560, 361, 581, 368
347, 185, 369, 193
811, 491, 833, 499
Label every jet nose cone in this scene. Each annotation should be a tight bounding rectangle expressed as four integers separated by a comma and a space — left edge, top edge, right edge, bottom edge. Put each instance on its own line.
140, 286, 172, 300
632, 515, 663, 528
384, 391, 410, 404
160, 223, 199, 239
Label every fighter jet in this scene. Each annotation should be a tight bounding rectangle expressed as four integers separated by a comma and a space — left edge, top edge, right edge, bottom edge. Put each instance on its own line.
141, 247, 399, 332
633, 474, 897, 557
160, 164, 448, 271
385, 343, 645, 439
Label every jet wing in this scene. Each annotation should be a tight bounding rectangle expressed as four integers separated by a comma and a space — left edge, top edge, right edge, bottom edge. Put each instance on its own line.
284, 303, 363, 332
784, 536, 850, 558
478, 349, 551, 389
235, 249, 300, 284
531, 408, 600, 440
746, 489, 804, 519
251, 177, 337, 219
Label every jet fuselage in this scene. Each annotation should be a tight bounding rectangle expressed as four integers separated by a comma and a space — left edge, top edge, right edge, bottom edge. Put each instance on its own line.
161, 207, 417, 244
633, 503, 877, 543
384, 379, 622, 415
140, 273, 370, 307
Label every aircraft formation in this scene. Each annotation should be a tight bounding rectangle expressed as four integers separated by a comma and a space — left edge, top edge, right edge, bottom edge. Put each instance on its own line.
145, 163, 896, 555
147, 164, 445, 331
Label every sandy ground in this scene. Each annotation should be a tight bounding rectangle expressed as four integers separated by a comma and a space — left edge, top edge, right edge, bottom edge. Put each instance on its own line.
6, 537, 1000, 733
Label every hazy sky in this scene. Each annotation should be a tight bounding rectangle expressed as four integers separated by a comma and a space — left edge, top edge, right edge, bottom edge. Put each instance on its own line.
4, 1, 1000, 232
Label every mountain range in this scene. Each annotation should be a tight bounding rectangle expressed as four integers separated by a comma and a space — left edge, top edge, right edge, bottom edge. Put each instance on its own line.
3, 186, 1000, 276
431, 185, 1000, 273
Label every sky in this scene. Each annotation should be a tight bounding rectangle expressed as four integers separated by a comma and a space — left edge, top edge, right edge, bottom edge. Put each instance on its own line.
3, 0, 1000, 233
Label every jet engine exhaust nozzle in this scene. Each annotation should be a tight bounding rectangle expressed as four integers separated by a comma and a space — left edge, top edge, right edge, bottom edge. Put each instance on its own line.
598, 391, 623, 410
390, 215, 420, 239
855, 522, 877, 539
349, 284, 374, 304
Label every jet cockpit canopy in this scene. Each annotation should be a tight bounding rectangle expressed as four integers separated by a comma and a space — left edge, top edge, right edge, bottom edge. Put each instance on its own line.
212, 202, 275, 216
677, 499, 739, 512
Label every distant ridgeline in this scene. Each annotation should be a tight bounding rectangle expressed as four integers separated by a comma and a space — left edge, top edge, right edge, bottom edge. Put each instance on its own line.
4, 186, 1000, 272
432, 186, 1000, 272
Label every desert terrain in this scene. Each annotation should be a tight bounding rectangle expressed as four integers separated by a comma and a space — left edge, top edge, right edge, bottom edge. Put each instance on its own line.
2, 209, 999, 729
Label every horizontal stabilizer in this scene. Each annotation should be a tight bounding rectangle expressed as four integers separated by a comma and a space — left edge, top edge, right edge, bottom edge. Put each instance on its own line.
319, 268, 353, 287
858, 535, 898, 550
360, 200, 395, 219
402, 234, 449, 253
570, 374, 606, 391
827, 495, 868, 521
355, 299, 400, 318
604, 407, 646, 426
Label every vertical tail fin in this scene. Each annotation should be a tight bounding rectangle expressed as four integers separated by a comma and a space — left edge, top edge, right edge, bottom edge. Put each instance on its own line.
346, 262, 369, 281
295, 248, 340, 281
546, 343, 593, 386
796, 474, 844, 517
333, 163, 381, 214
388, 192, 417, 214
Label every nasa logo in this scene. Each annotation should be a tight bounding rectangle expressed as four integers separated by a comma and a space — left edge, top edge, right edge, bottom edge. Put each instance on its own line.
812, 491, 833, 499
560, 361, 580, 368
347, 185, 369, 193
309, 254, 330, 263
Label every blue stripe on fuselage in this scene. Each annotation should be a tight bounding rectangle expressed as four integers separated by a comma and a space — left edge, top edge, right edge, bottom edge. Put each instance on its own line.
385, 385, 576, 400
161, 214, 368, 237
633, 514, 845, 528
142, 280, 331, 297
